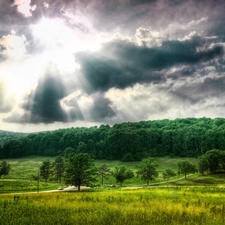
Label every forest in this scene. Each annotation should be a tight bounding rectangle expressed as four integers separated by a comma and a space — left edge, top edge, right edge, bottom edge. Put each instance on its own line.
1, 117, 225, 160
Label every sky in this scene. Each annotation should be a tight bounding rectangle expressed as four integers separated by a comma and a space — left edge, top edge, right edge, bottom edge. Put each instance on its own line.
0, 0, 225, 133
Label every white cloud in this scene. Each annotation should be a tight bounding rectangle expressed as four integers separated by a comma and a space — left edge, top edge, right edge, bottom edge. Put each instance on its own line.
0, 34, 27, 59
13, 0, 36, 17
135, 27, 162, 47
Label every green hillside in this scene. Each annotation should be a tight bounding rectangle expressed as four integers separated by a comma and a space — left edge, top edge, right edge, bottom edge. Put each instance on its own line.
1, 117, 225, 160
0, 130, 27, 146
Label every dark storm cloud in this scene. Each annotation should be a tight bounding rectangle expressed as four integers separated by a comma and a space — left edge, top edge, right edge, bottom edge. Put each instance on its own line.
90, 94, 116, 120
76, 50, 161, 93
109, 38, 223, 69
76, 36, 224, 93
25, 72, 68, 123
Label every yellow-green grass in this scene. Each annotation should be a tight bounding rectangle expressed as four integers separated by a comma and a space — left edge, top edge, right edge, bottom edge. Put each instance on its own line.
169, 173, 225, 186
1, 187, 225, 225
5, 156, 57, 180
0, 179, 58, 193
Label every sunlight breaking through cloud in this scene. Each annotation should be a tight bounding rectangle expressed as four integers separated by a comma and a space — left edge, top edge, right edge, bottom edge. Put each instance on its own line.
0, 0, 225, 132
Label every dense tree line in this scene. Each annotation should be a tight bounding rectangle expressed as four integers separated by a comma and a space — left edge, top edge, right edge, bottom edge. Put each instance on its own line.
1, 118, 225, 160
0, 131, 27, 150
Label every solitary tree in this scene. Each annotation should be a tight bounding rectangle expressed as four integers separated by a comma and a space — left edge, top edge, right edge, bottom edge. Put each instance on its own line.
137, 158, 158, 185
40, 160, 51, 182
177, 160, 197, 179
162, 168, 176, 182
65, 153, 97, 191
113, 166, 134, 187
0, 161, 10, 178
98, 164, 111, 185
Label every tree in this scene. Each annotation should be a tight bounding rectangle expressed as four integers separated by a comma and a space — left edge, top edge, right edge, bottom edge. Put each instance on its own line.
98, 164, 111, 185
40, 160, 51, 182
112, 166, 134, 187
177, 160, 197, 179
204, 149, 221, 173
53, 156, 64, 183
65, 153, 97, 191
0, 161, 10, 178
162, 168, 176, 182
197, 149, 225, 174
137, 158, 158, 185
198, 155, 209, 175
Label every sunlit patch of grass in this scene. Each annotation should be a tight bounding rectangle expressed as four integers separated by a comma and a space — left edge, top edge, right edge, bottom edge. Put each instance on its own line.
5, 156, 57, 180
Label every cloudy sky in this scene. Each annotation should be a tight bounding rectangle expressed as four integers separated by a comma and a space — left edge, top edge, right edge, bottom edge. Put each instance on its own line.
0, 0, 225, 132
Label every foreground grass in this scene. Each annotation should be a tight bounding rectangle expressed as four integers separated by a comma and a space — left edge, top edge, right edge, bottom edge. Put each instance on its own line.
1, 187, 225, 225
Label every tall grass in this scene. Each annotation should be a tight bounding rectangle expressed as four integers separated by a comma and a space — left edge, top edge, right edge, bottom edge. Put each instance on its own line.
1, 187, 225, 225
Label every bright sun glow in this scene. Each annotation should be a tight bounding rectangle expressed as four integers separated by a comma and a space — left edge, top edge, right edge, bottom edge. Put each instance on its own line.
32, 18, 74, 47
0, 16, 103, 127
30, 17, 102, 73
31, 18, 101, 52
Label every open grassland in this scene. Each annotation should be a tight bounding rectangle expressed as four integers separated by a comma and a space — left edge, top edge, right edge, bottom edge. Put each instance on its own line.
4, 155, 198, 180
2, 156, 225, 193
4, 156, 57, 180
1, 187, 225, 225
0, 156, 200, 192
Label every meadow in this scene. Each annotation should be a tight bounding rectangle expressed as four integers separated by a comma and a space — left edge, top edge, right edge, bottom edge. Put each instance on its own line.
0, 156, 199, 192
1, 156, 225, 224
1, 187, 225, 225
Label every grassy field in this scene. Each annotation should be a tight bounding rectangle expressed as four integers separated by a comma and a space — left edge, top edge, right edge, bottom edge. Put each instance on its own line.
1, 156, 225, 224
1, 155, 224, 193
1, 187, 225, 225
0, 156, 200, 192
5, 156, 57, 180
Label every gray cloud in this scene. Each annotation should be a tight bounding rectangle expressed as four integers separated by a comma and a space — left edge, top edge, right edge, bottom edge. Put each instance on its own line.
90, 93, 116, 120
76, 36, 224, 93
3, 112, 29, 124
167, 70, 225, 106
76, 50, 162, 93
24, 72, 68, 123
62, 98, 84, 121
